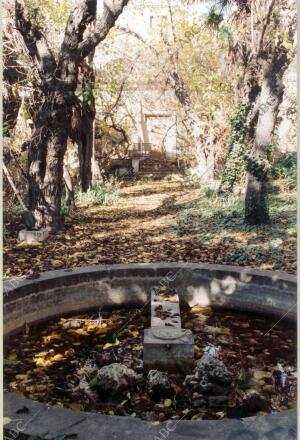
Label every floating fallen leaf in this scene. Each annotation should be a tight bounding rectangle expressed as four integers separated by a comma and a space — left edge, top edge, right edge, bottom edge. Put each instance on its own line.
191, 414, 203, 420
262, 384, 276, 394
132, 344, 143, 351
8, 353, 18, 361
69, 403, 82, 411
103, 340, 120, 350
216, 411, 225, 418
35, 358, 51, 367
68, 328, 89, 336
163, 399, 172, 408
95, 327, 108, 335
256, 411, 268, 416
204, 325, 230, 335
254, 371, 272, 380
15, 374, 28, 380
35, 385, 48, 392
34, 351, 48, 358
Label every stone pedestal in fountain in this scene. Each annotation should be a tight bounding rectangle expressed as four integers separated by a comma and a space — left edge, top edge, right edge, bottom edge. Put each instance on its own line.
144, 327, 194, 373
143, 288, 194, 373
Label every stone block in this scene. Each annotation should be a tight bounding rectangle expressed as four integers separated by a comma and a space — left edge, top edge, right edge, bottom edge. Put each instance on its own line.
143, 327, 194, 373
151, 289, 181, 327
18, 229, 49, 243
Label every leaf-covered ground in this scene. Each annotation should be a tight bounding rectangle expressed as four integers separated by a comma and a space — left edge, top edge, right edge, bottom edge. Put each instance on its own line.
4, 178, 296, 280
4, 303, 296, 420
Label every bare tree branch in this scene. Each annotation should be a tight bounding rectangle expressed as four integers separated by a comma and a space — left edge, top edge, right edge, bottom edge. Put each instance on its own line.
15, 0, 56, 85
78, 0, 129, 59
57, 0, 97, 86
256, 0, 276, 56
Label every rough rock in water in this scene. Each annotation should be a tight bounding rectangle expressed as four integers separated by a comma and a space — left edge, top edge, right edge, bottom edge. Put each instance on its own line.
146, 370, 171, 397
196, 353, 232, 386
96, 363, 142, 394
96, 350, 116, 367
183, 348, 232, 394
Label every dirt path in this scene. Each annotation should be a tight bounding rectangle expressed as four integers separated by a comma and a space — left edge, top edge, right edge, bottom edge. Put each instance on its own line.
4, 181, 192, 279
4, 179, 296, 279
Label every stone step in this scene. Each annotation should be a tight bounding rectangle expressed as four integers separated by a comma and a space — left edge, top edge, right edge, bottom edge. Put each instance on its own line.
138, 172, 181, 178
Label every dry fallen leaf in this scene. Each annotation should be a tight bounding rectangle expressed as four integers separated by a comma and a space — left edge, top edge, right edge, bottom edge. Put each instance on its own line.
163, 399, 172, 408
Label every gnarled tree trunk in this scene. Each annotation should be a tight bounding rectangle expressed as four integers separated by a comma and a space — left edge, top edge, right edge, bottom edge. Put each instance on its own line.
28, 89, 72, 229
15, 0, 128, 230
63, 164, 74, 208
244, 49, 289, 224
71, 57, 96, 192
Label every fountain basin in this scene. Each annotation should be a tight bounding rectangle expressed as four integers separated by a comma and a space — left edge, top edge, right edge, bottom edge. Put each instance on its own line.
4, 263, 297, 439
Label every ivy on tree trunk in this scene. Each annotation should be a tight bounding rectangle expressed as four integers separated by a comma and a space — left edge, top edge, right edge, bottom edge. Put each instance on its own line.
244, 47, 289, 224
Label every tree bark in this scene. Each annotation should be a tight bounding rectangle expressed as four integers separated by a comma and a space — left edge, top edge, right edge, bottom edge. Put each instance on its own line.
63, 164, 74, 208
244, 49, 288, 224
72, 102, 95, 192
3, 21, 23, 133
15, 0, 128, 230
28, 90, 72, 230
71, 57, 96, 192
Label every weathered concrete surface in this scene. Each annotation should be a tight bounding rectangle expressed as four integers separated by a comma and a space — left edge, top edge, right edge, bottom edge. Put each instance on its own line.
144, 287, 194, 372
150, 289, 181, 327
144, 328, 194, 373
18, 228, 49, 243
4, 392, 297, 440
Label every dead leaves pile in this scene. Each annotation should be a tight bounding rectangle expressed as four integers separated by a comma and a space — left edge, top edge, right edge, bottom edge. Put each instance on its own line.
3, 179, 296, 280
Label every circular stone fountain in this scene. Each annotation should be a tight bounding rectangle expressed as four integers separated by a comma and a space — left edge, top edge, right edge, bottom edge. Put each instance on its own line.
4, 263, 297, 440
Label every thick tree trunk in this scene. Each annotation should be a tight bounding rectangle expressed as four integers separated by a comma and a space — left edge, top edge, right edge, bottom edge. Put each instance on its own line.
70, 56, 96, 192
79, 113, 94, 192
71, 100, 95, 192
219, 62, 261, 193
63, 165, 75, 208
244, 55, 287, 224
15, 0, 129, 230
28, 90, 72, 231
77, 107, 94, 192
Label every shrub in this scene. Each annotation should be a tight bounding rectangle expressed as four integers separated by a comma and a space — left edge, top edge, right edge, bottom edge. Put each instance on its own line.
3, 225, 10, 245
60, 199, 86, 223
197, 185, 244, 217
75, 179, 120, 207
271, 153, 297, 180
